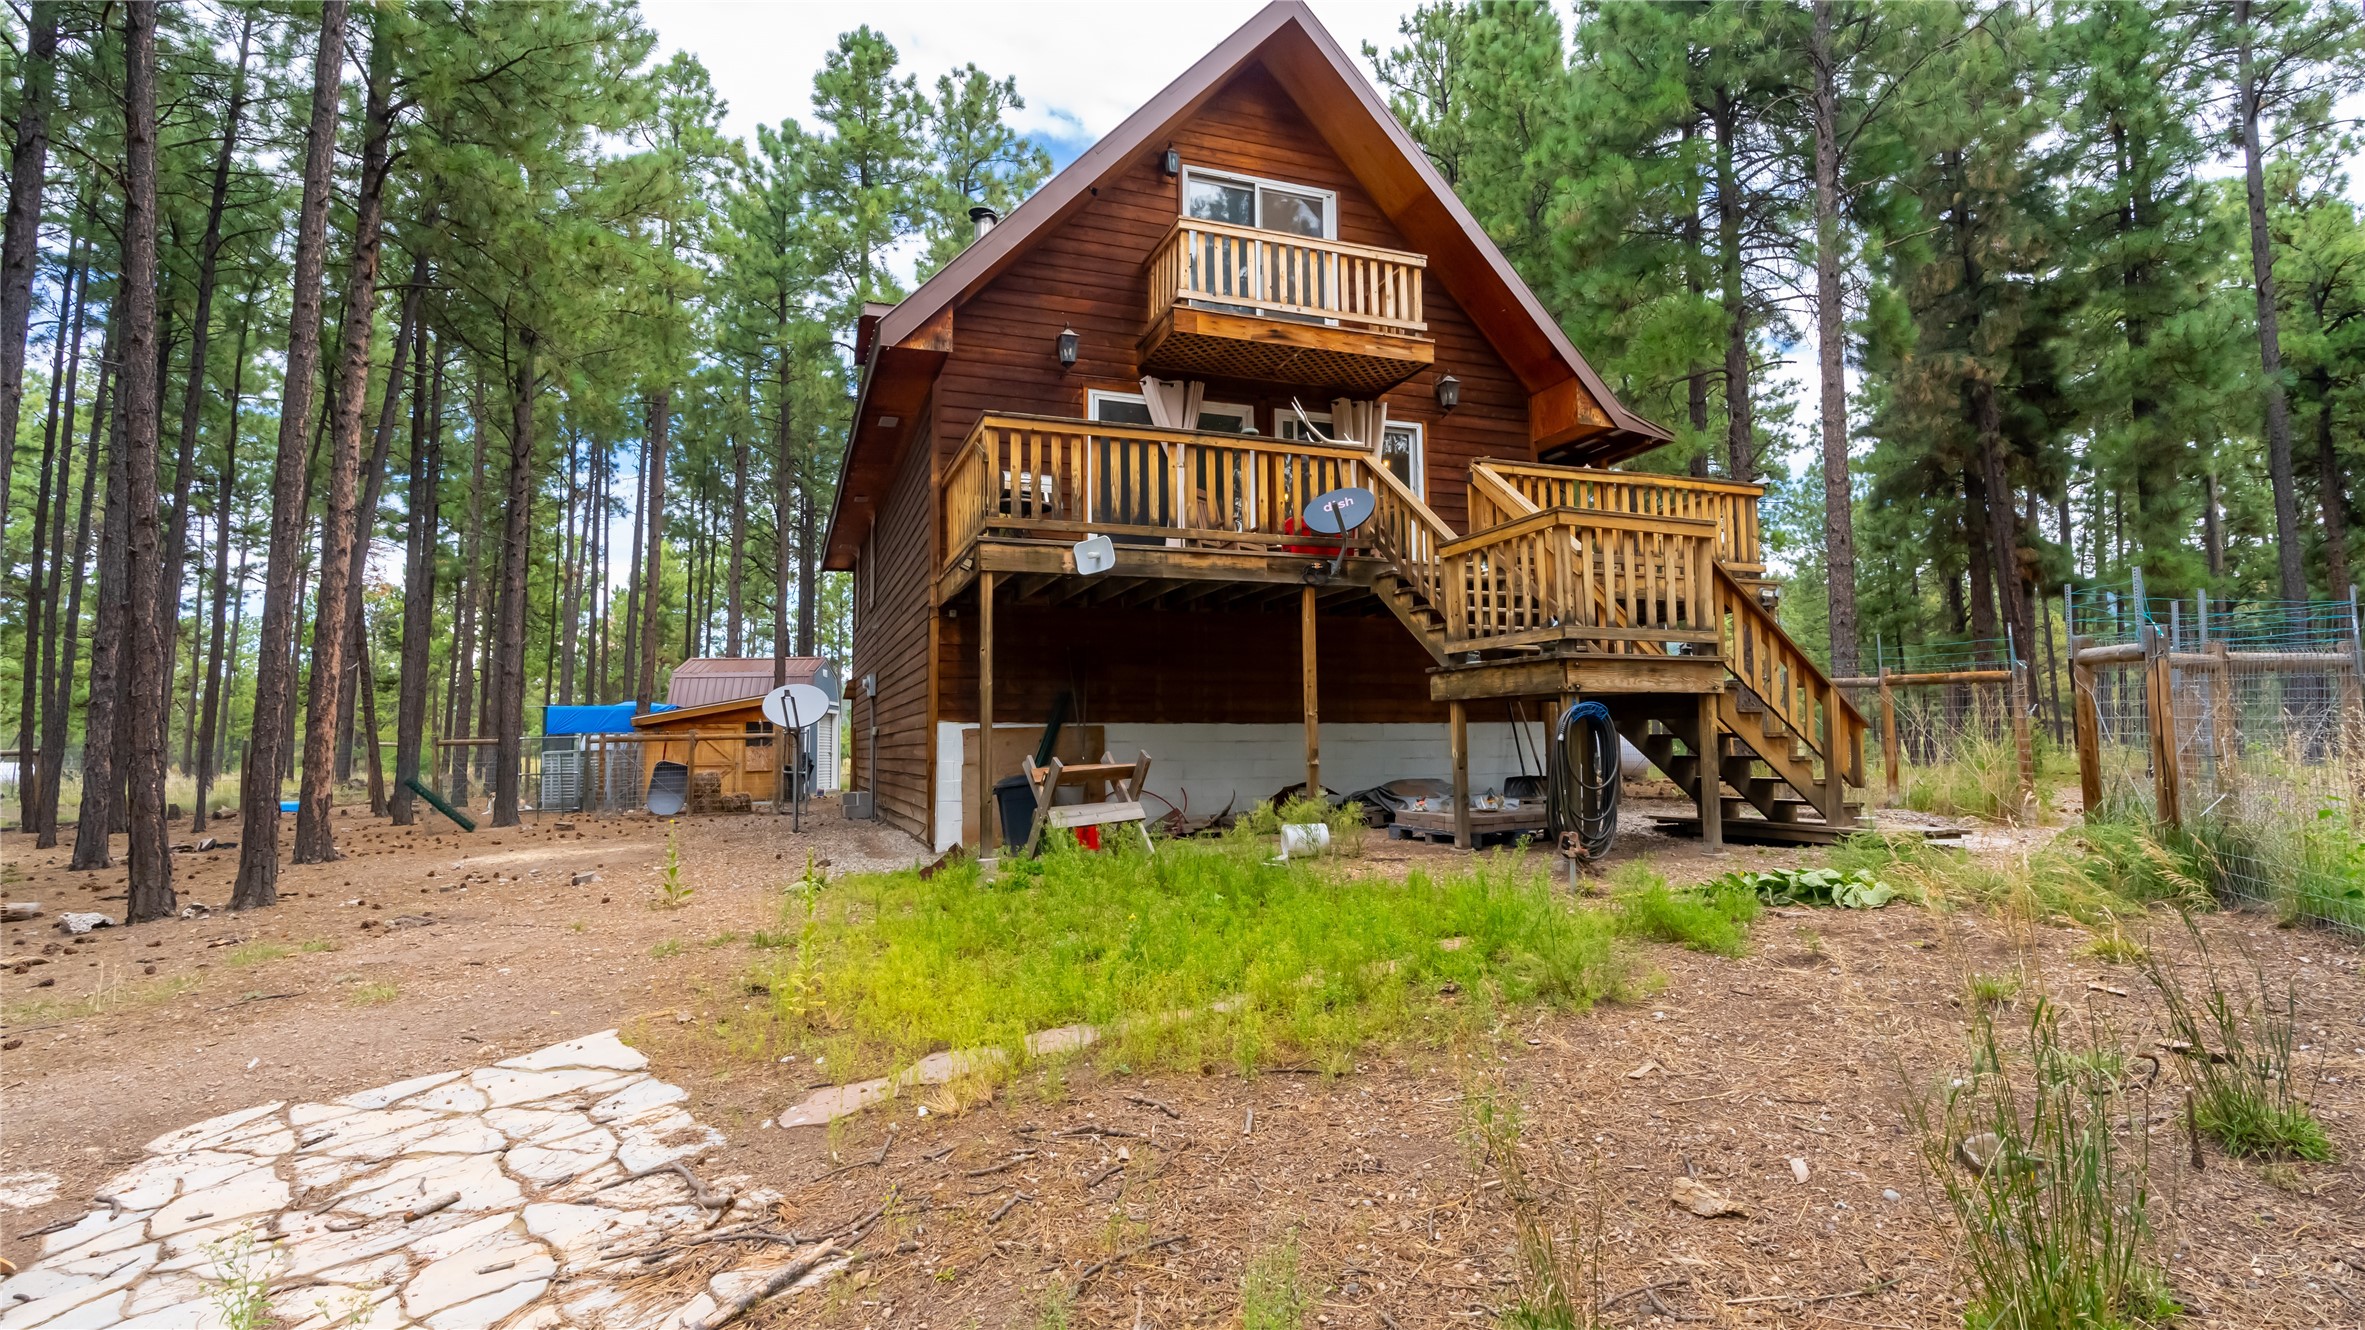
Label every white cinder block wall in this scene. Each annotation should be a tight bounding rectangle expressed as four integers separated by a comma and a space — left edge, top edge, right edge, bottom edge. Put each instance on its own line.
932, 720, 1557, 851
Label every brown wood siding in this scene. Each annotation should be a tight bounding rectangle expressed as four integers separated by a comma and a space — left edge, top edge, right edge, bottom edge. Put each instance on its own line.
938, 601, 1446, 727
848, 427, 936, 841
927, 64, 1531, 537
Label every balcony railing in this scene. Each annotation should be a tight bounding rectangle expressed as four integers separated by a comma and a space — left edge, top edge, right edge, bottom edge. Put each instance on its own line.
1439, 509, 1722, 654
941, 413, 1382, 565
1470, 460, 1766, 575
1146, 219, 1427, 338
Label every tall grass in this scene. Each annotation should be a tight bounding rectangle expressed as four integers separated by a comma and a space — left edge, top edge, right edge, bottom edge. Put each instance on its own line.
2136, 917, 2332, 1161
1830, 818, 2211, 928
731, 839, 1629, 1081
1467, 1079, 1602, 1329
1604, 863, 1758, 957
1909, 1001, 2175, 1330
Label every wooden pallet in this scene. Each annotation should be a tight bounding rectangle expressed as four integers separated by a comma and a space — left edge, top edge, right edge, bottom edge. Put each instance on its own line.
1388, 808, 1546, 848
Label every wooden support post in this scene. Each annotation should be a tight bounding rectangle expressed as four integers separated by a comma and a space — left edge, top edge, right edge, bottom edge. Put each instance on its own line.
2011, 664, 2037, 817
1697, 690, 1722, 852
2142, 623, 2182, 829
1301, 583, 1320, 798
978, 570, 997, 854
1878, 668, 1900, 804
1820, 682, 1849, 828
2208, 641, 2238, 793
1449, 700, 1471, 850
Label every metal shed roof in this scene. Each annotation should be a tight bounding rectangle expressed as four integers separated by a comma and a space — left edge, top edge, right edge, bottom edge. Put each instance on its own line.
663, 657, 842, 709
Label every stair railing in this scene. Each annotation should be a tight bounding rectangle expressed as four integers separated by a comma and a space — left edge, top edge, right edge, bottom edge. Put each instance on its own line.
1712, 564, 1868, 788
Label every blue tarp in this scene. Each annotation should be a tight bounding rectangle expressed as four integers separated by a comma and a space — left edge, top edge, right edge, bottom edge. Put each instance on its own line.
543, 702, 676, 736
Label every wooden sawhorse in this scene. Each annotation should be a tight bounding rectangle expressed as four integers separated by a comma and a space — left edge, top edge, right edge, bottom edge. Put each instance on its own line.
1019, 750, 1155, 856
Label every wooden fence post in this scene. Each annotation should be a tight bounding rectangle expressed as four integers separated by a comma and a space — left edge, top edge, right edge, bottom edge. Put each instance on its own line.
1301, 584, 1320, 798
1879, 668, 1900, 804
2142, 623, 2182, 830
1449, 700, 1471, 850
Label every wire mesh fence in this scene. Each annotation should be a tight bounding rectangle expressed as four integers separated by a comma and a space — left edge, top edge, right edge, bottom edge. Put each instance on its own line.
2068, 581, 2365, 936
1837, 636, 2038, 821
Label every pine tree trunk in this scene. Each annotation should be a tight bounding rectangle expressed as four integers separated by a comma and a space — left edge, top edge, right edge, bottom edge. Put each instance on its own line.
1810, 0, 1857, 678
773, 359, 793, 685
71, 392, 129, 870
38, 322, 104, 849
1964, 469, 2000, 658
392, 332, 442, 825
1974, 383, 2033, 675
448, 376, 488, 804
0, 0, 56, 526
727, 430, 746, 655
796, 490, 817, 658
118, 0, 175, 922
295, 28, 396, 864
235, 0, 349, 911
1711, 88, 1753, 482
16, 244, 79, 829
636, 389, 669, 712
2315, 376, 2350, 598
160, 13, 256, 768
490, 332, 539, 827
331, 272, 420, 787
193, 297, 255, 833
2234, 0, 2306, 601
623, 430, 646, 703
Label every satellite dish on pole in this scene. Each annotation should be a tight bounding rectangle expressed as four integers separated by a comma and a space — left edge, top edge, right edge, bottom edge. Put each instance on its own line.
1301, 486, 1376, 580
1303, 486, 1375, 535
762, 683, 831, 730
1072, 533, 1116, 576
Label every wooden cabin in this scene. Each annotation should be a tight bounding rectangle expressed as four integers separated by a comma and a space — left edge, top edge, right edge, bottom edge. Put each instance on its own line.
824, 1, 1865, 853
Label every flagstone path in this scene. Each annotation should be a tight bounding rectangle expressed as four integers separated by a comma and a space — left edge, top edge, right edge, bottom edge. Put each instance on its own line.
1, 1032, 839, 1330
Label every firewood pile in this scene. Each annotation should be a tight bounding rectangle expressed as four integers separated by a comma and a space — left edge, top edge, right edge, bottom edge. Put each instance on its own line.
688, 771, 752, 815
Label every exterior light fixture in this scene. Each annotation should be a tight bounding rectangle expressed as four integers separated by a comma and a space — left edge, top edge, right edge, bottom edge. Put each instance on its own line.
1056, 325, 1079, 370
1162, 148, 1181, 177
1435, 373, 1460, 412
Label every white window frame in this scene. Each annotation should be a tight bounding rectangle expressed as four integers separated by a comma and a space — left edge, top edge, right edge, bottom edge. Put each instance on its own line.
1179, 167, 1338, 240
1086, 389, 1253, 433
1276, 409, 1332, 443
1379, 420, 1425, 496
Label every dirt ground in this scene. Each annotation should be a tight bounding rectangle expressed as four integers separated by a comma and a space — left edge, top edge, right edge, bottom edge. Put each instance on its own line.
4, 799, 2362, 1328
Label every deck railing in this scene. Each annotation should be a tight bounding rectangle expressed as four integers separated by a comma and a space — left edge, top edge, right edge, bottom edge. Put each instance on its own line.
1146, 219, 1427, 337
1438, 509, 1721, 654
1471, 460, 1766, 574
1713, 563, 1868, 783
941, 413, 1379, 563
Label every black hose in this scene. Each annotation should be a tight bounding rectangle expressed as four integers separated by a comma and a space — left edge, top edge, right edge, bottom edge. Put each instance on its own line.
1546, 700, 1620, 861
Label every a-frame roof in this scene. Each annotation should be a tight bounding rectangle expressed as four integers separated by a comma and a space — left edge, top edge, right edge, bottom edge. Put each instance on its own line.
825, 1, 1669, 566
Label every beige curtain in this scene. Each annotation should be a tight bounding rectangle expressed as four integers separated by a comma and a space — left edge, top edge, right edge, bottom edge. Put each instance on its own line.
1329, 397, 1388, 448
1140, 376, 1205, 429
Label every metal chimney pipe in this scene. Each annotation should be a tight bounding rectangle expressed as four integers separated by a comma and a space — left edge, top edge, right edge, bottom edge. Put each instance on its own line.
969, 205, 999, 239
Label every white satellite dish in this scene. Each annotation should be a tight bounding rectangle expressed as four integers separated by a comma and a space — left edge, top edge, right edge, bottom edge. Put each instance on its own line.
1072, 532, 1116, 576
762, 683, 832, 730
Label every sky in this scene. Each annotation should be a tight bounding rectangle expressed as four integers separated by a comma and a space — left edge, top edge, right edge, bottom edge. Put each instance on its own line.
638, 1, 1420, 167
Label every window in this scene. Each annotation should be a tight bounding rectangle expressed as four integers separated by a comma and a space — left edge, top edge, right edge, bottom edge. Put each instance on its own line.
1378, 421, 1424, 494
1182, 169, 1334, 239
1087, 390, 1251, 434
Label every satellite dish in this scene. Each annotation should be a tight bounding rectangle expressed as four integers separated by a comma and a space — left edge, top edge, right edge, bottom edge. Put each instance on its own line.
1072, 532, 1116, 576
762, 683, 832, 730
1302, 486, 1376, 536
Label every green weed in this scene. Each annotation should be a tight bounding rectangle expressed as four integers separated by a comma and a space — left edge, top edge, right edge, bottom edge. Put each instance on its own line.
1830, 819, 2210, 929
202, 1226, 281, 1330
1909, 1001, 2175, 1330
226, 942, 293, 967
1240, 1235, 1309, 1330
650, 939, 684, 960
1469, 1078, 1601, 1328
1607, 864, 1757, 957
347, 981, 398, 1007
653, 824, 691, 909
1967, 971, 2023, 1008
730, 839, 1628, 1082
2081, 930, 2149, 965
1232, 795, 1368, 855
1714, 864, 1902, 909
2137, 918, 2332, 1161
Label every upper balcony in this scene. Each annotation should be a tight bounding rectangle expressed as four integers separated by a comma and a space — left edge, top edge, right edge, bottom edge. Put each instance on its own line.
1140, 220, 1434, 395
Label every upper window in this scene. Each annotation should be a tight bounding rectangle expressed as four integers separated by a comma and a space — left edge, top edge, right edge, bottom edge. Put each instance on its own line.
1182, 168, 1335, 240
1088, 390, 1253, 434
1279, 411, 1425, 495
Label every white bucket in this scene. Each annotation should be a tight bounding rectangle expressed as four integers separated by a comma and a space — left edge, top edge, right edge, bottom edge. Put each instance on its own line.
1279, 823, 1331, 859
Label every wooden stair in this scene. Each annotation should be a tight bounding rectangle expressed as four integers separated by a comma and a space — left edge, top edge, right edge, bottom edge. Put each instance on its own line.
1356, 456, 1869, 843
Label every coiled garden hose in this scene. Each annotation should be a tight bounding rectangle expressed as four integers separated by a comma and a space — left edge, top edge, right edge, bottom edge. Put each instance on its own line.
1546, 700, 1620, 861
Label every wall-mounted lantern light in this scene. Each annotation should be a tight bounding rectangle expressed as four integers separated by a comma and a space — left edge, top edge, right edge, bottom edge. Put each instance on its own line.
1162, 148, 1181, 178
1434, 373, 1460, 412
1056, 325, 1079, 370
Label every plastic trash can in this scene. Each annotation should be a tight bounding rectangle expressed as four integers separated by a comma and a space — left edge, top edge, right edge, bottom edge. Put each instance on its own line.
994, 775, 1035, 847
